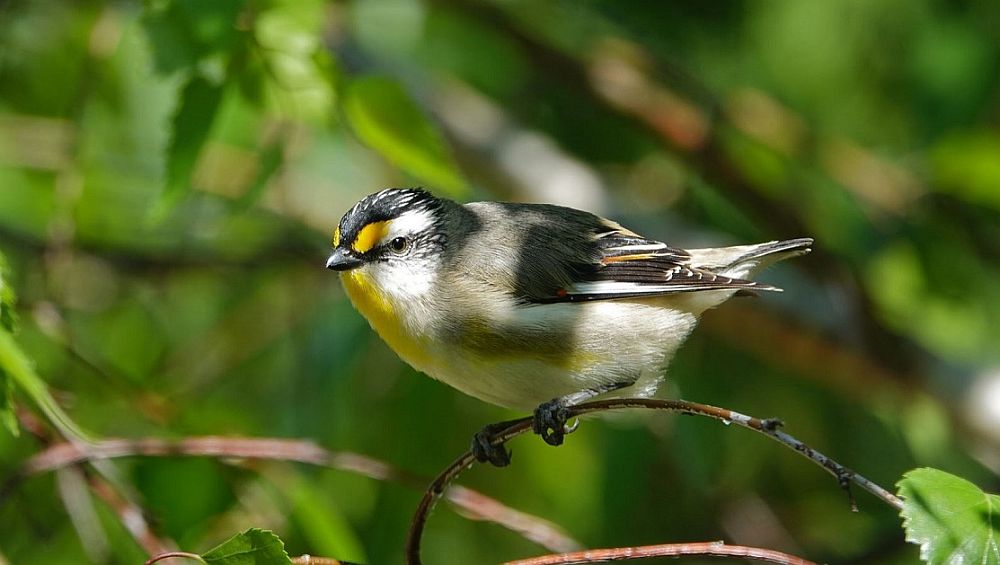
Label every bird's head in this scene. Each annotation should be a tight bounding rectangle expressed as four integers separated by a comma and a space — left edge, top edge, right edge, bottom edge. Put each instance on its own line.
327, 188, 448, 302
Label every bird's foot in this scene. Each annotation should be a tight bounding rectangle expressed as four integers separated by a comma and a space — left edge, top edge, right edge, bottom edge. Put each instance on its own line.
471, 423, 512, 467
533, 398, 572, 446
472, 397, 584, 466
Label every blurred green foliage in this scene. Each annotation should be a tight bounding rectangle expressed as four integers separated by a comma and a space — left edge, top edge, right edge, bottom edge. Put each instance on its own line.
0, 253, 17, 436
0, 0, 999, 564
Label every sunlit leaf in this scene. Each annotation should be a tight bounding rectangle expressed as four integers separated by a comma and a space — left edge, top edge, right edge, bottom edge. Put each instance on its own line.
254, 1, 336, 122
201, 528, 292, 565
898, 467, 1000, 564
342, 76, 466, 196
160, 74, 225, 213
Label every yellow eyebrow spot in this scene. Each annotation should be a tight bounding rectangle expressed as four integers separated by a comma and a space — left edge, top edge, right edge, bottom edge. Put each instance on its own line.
352, 220, 390, 253
332, 227, 341, 247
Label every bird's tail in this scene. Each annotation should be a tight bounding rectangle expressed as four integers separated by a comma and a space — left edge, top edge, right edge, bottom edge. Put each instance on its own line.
688, 238, 813, 281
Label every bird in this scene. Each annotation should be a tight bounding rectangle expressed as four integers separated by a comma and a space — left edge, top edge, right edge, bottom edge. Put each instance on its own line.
326, 187, 812, 466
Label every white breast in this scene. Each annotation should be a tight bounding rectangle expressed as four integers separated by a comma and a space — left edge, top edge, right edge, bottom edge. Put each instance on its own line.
421, 297, 701, 411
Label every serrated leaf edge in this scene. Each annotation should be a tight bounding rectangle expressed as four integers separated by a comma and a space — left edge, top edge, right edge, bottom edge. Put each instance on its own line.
898, 467, 1000, 564
201, 528, 291, 564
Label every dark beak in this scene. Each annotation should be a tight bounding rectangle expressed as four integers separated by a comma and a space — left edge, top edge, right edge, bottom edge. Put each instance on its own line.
326, 248, 364, 271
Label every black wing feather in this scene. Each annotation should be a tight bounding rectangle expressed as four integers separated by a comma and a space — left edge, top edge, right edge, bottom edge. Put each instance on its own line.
464, 202, 770, 304
533, 228, 767, 304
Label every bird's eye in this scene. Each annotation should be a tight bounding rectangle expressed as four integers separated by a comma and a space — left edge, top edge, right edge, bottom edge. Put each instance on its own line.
389, 236, 408, 253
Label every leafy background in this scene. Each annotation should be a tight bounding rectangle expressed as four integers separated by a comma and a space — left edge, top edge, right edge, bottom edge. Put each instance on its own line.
1, 0, 999, 563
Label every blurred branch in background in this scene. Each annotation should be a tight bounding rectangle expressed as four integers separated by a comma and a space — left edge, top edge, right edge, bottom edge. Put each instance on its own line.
9, 434, 582, 555
9, 409, 175, 558
503, 541, 818, 565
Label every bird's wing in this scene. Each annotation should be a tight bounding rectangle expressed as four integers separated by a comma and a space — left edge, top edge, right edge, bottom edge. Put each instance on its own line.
533, 220, 776, 304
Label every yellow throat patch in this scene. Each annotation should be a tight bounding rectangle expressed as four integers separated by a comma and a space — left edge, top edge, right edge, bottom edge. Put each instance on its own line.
340, 269, 434, 371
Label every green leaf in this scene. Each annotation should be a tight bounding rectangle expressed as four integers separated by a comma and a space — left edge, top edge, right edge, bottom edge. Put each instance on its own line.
159, 74, 225, 213
0, 253, 15, 436
0, 330, 89, 443
201, 528, 292, 565
0, 253, 16, 334
898, 467, 1000, 564
253, 1, 337, 123
342, 76, 466, 196
142, 0, 244, 75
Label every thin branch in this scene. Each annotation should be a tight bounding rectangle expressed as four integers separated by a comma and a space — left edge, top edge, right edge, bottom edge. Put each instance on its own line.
9, 435, 580, 554
504, 540, 818, 565
146, 550, 355, 564
291, 556, 352, 564
143, 551, 205, 565
405, 398, 903, 565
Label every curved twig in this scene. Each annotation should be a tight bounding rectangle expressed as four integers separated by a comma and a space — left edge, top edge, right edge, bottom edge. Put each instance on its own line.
291, 556, 353, 564
503, 540, 818, 565
143, 551, 204, 564
405, 398, 903, 565
146, 551, 351, 565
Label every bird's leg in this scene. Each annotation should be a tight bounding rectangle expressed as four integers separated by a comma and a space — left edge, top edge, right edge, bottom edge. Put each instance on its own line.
533, 378, 638, 447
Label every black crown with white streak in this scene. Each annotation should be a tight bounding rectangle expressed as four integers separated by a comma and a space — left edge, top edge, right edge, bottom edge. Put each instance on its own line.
337, 188, 444, 248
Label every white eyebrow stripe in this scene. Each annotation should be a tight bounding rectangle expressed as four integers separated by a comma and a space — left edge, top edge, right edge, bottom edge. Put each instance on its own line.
386, 209, 436, 240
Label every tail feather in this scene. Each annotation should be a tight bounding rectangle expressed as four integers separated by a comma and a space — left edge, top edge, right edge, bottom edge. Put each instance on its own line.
728, 238, 813, 267
688, 238, 813, 280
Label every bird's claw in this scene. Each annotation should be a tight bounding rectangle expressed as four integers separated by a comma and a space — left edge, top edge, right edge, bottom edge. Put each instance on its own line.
472, 399, 579, 466
533, 399, 571, 446
472, 427, 512, 467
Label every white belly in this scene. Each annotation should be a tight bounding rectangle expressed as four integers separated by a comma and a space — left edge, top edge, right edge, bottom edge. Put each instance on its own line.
422, 298, 704, 411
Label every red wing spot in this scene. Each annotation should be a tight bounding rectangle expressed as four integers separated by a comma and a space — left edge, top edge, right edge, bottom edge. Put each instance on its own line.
556, 288, 568, 298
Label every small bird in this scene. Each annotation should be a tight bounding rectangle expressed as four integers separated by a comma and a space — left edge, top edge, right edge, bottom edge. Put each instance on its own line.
327, 188, 811, 466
